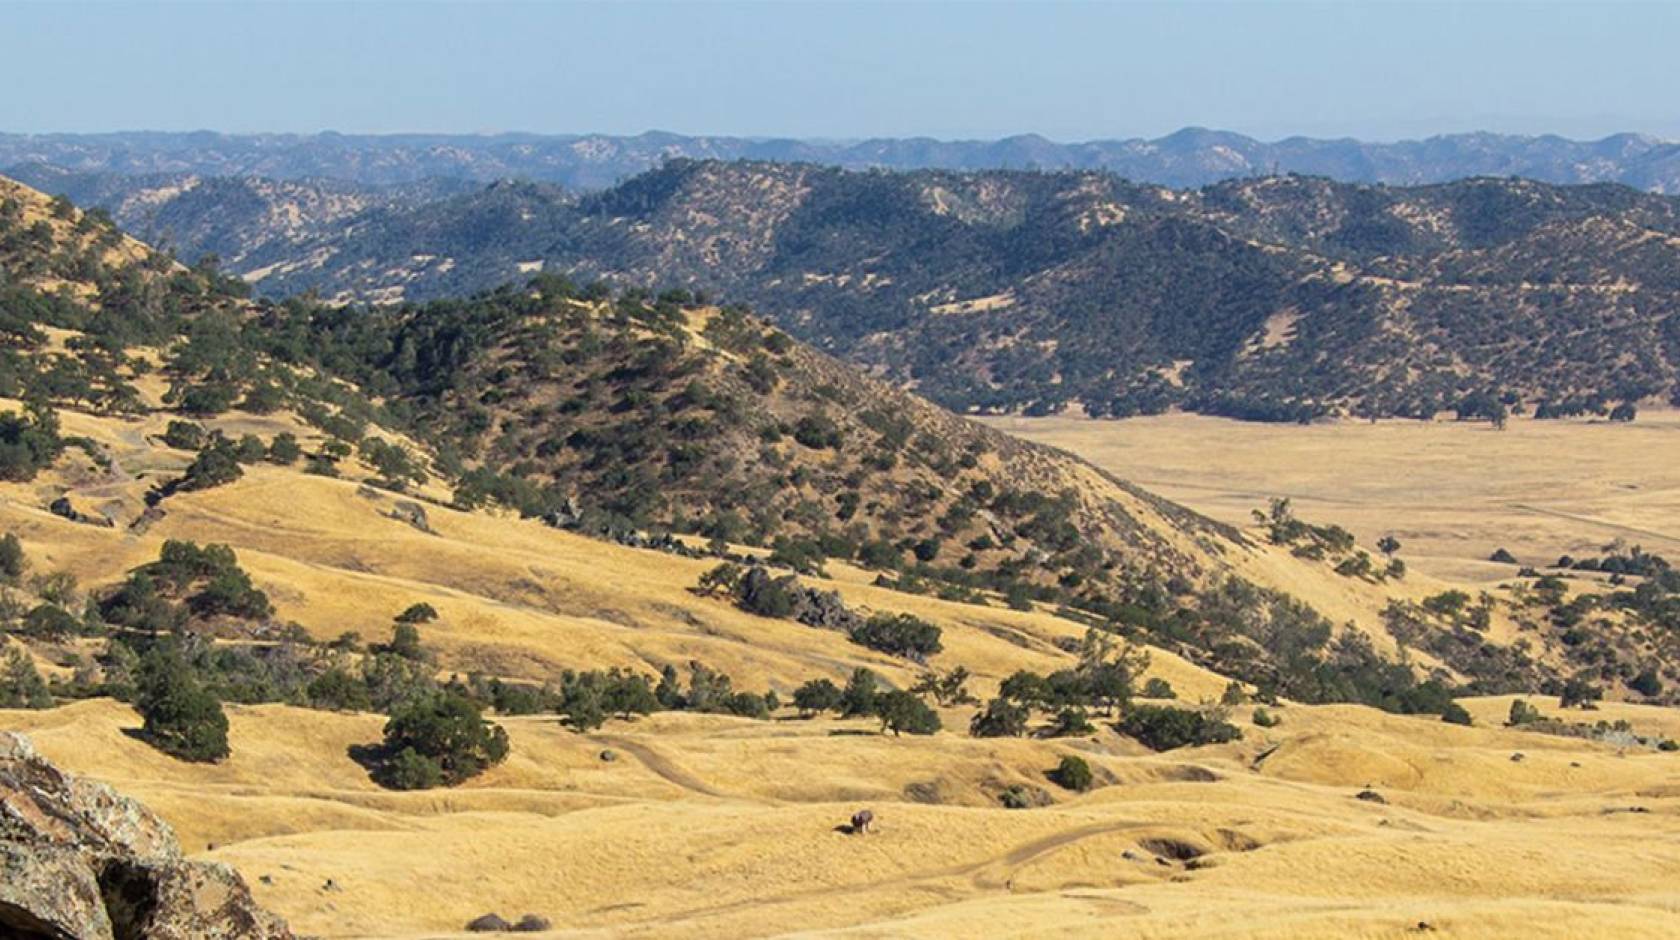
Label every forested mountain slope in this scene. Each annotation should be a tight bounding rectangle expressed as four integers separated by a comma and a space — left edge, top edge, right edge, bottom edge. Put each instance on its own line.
184, 162, 1680, 420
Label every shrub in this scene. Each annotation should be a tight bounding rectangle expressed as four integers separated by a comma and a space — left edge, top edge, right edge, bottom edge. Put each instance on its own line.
793, 678, 842, 716
969, 697, 1030, 738
386, 622, 427, 661
378, 690, 509, 788
1252, 707, 1281, 728
266, 433, 302, 465
722, 690, 772, 719
21, 603, 80, 640
838, 668, 879, 717
395, 602, 439, 624
1118, 705, 1242, 752
874, 689, 941, 736
1630, 669, 1663, 698
162, 420, 206, 450
998, 785, 1034, 809
0, 646, 52, 709
178, 438, 243, 491
792, 414, 843, 449
849, 612, 942, 660
1049, 754, 1093, 792
1440, 701, 1473, 726
308, 667, 372, 712
0, 533, 24, 583
1141, 677, 1177, 699
1507, 699, 1541, 726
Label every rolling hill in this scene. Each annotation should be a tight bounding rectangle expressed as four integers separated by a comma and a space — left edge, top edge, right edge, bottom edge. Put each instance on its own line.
7, 172, 1680, 937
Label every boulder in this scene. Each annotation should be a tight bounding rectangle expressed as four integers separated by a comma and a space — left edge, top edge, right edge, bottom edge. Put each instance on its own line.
389, 500, 432, 533
0, 732, 291, 940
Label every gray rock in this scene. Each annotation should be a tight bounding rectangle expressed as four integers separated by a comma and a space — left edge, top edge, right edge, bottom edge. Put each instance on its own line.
0, 732, 291, 939
389, 500, 432, 533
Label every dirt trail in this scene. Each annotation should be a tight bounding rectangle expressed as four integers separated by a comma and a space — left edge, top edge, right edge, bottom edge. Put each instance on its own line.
593, 735, 734, 800
641, 818, 1155, 931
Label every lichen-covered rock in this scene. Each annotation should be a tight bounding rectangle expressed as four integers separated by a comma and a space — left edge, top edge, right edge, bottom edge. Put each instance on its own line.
0, 843, 112, 940
0, 732, 291, 939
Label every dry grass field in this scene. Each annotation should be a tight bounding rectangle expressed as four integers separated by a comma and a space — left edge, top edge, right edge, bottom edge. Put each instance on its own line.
981, 410, 1680, 585
6, 693, 1680, 938
4, 403, 1680, 937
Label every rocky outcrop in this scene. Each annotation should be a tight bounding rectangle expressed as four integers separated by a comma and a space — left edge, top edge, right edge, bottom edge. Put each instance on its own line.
0, 732, 291, 940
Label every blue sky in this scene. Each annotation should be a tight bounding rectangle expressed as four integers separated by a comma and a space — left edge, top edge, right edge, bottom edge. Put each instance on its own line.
5, 1, 1676, 141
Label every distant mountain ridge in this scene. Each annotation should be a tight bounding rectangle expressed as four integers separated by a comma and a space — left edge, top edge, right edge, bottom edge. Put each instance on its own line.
54, 160, 1673, 421
10, 154, 1680, 422
7, 128, 1680, 191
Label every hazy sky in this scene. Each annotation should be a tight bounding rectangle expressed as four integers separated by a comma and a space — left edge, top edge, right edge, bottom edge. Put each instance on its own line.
6, 1, 1677, 141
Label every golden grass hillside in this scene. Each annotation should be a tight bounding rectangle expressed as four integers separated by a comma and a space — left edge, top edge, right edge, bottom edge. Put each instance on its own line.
2, 404, 1680, 937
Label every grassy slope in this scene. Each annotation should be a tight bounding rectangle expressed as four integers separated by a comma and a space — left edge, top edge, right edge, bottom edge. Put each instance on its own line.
4, 411, 1680, 937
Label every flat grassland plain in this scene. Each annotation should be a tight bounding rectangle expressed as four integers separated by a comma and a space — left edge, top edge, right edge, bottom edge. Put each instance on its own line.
981, 410, 1680, 585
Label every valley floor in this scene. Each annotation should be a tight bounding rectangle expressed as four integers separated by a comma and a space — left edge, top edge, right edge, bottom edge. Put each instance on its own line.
981, 410, 1680, 585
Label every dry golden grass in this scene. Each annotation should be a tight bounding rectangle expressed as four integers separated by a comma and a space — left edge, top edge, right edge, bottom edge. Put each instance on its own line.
5, 694, 1680, 938
5, 406, 1680, 937
979, 410, 1680, 585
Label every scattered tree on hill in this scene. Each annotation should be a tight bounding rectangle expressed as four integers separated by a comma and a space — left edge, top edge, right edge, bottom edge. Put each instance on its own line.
911, 666, 977, 706
1049, 754, 1093, 792
1559, 677, 1602, 710
873, 689, 941, 736
384, 622, 427, 661
1141, 677, 1177, 699
838, 668, 879, 717
0, 646, 51, 709
0, 533, 25, 584
792, 678, 842, 717
177, 436, 244, 491
136, 647, 231, 762
849, 612, 943, 660
1440, 701, 1473, 726
695, 562, 745, 597
1118, 704, 1241, 752
969, 697, 1030, 738
395, 602, 439, 624
1507, 699, 1541, 726
162, 420, 206, 451
376, 689, 509, 789
266, 433, 302, 465
0, 403, 64, 482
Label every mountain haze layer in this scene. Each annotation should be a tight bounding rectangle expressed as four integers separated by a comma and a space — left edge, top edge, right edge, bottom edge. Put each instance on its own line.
7, 128, 1680, 190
